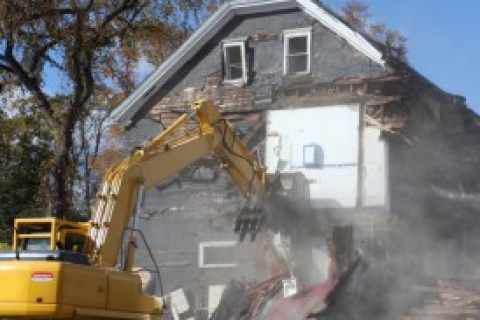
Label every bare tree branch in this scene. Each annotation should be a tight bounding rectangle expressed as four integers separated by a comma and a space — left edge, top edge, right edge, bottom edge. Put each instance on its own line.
2, 45, 55, 120
29, 40, 58, 73
24, 8, 78, 22
101, 0, 138, 29
0, 62, 14, 73
43, 54, 65, 71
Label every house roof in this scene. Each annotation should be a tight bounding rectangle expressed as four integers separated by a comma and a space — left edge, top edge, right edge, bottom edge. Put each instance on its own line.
110, 0, 386, 126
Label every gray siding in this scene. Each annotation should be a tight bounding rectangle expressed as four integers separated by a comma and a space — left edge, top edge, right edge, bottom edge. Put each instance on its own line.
136, 179, 256, 307
148, 8, 385, 111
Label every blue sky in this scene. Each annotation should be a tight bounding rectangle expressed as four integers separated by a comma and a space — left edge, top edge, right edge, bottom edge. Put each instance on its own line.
324, 0, 480, 113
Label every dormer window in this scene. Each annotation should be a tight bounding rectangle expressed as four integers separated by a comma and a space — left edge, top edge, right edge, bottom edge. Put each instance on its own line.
283, 28, 311, 75
222, 39, 247, 83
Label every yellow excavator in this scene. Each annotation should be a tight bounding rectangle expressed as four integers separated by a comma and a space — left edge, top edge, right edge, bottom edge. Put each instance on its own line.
0, 100, 270, 319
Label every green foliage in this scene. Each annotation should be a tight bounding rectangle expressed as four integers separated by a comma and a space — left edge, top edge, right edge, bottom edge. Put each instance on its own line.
0, 104, 52, 230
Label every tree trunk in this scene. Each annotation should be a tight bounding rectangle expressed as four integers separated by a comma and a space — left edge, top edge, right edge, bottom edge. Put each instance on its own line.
51, 124, 75, 219
80, 118, 92, 213
85, 164, 91, 212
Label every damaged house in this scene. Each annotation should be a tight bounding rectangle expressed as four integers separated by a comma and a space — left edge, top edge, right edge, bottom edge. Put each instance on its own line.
110, 0, 480, 318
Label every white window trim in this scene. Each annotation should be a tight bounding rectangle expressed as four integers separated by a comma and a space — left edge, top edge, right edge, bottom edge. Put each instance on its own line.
198, 241, 238, 268
222, 40, 247, 84
283, 27, 312, 76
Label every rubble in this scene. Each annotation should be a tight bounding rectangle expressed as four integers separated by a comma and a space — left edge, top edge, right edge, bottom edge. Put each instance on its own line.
400, 279, 480, 320
210, 252, 367, 320
209, 273, 287, 320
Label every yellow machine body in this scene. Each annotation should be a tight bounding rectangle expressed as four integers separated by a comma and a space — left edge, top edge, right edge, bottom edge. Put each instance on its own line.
0, 260, 161, 319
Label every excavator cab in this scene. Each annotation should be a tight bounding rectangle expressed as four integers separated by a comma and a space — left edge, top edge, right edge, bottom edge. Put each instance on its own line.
12, 218, 89, 252
0, 218, 91, 266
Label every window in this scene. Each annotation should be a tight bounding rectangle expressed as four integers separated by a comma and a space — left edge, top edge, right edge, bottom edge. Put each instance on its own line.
284, 28, 311, 75
222, 40, 247, 83
23, 238, 50, 251
199, 241, 237, 268
64, 232, 86, 252
303, 144, 323, 168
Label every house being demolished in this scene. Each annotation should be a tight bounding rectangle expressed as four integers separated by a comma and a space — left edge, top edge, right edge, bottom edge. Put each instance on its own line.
110, 0, 480, 319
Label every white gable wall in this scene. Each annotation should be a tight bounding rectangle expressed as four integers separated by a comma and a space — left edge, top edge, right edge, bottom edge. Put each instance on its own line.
363, 126, 389, 208
266, 105, 388, 209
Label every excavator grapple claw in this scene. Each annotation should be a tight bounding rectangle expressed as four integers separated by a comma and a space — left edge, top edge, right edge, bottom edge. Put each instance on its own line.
234, 207, 265, 242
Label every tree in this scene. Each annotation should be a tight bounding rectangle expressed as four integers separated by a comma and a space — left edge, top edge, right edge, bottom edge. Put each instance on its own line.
0, 1, 215, 218
73, 90, 126, 214
0, 102, 52, 240
340, 0, 407, 62
341, 1, 371, 31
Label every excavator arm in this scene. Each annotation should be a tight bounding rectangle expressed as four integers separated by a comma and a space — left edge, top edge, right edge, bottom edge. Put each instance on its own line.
87, 100, 267, 268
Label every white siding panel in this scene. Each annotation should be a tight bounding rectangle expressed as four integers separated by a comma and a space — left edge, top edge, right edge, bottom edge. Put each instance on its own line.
266, 105, 359, 208
363, 126, 388, 207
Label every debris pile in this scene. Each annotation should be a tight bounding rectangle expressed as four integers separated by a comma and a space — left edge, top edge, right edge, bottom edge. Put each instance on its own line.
399, 279, 480, 320
209, 272, 287, 320
210, 253, 367, 320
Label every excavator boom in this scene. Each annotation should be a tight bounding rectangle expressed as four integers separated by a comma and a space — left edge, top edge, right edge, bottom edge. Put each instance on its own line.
88, 100, 266, 268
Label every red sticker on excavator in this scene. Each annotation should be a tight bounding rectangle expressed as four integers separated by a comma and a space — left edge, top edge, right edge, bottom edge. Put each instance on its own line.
31, 272, 53, 282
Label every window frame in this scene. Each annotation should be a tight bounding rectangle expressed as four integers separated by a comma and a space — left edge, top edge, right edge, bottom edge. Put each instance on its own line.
222, 39, 248, 84
303, 143, 323, 168
283, 28, 312, 76
198, 241, 238, 268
